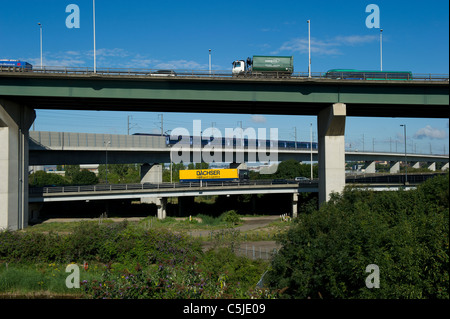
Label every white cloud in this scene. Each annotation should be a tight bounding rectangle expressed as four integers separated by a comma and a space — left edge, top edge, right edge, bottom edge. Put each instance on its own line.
413, 125, 447, 140
273, 34, 378, 55
251, 115, 267, 123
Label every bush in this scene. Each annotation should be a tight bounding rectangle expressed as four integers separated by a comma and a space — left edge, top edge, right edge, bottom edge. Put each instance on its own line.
222, 210, 241, 225
266, 174, 449, 299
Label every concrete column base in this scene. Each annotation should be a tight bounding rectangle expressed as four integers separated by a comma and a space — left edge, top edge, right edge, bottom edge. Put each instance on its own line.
318, 103, 346, 204
365, 161, 376, 173
0, 99, 35, 230
390, 161, 400, 174
156, 197, 167, 219
292, 193, 298, 218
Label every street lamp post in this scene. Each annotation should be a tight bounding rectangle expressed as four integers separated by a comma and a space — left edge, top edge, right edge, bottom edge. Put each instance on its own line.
93, 0, 97, 73
38, 23, 43, 69
104, 140, 110, 183
307, 20, 311, 78
310, 123, 313, 180
209, 49, 212, 76
400, 124, 407, 184
380, 29, 383, 71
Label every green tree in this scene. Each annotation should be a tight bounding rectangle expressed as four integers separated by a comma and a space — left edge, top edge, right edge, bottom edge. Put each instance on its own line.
72, 169, 98, 185
29, 170, 66, 187
266, 174, 449, 299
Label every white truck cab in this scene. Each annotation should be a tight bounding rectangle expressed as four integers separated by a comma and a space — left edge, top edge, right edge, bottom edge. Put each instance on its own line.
232, 60, 246, 75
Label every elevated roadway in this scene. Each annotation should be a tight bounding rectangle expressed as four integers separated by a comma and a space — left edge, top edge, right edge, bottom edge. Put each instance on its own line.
1, 69, 448, 229
29, 131, 449, 165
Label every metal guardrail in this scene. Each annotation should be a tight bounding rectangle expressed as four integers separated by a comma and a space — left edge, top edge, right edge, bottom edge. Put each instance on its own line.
1, 66, 448, 82
29, 179, 310, 195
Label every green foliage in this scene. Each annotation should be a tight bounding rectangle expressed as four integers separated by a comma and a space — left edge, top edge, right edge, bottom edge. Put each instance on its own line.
266, 174, 449, 299
222, 210, 242, 225
0, 221, 201, 266
29, 171, 66, 187
72, 170, 98, 185
98, 164, 140, 184
250, 160, 318, 180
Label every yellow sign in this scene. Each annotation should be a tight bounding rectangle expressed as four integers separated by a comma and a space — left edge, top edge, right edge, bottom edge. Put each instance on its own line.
179, 169, 239, 181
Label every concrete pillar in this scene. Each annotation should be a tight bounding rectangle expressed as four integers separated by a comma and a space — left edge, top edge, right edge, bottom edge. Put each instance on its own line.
390, 161, 400, 174
442, 162, 449, 171
318, 103, 346, 204
365, 161, 376, 173
156, 197, 167, 219
428, 162, 436, 172
412, 162, 421, 169
0, 99, 35, 230
292, 193, 298, 218
140, 163, 162, 183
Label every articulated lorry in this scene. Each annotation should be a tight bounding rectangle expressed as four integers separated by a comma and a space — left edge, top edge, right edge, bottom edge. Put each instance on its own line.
232, 55, 294, 77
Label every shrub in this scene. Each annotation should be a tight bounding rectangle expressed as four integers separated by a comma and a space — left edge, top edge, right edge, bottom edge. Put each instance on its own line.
222, 210, 241, 225
266, 174, 449, 299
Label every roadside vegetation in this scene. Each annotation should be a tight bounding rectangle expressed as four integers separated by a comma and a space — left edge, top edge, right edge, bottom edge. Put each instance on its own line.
4, 173, 448, 299
265, 173, 449, 299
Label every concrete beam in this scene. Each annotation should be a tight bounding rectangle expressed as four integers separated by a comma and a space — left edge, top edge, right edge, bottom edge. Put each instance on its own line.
318, 103, 346, 204
0, 99, 35, 230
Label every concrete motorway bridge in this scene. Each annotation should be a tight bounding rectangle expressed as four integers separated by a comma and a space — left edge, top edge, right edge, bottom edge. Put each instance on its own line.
1, 70, 448, 229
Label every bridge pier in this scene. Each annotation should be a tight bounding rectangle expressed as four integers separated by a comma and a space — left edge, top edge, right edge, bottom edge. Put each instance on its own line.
140, 163, 162, 184
390, 161, 400, 174
156, 197, 167, 219
292, 193, 298, 218
442, 162, 449, 171
318, 103, 346, 204
364, 161, 376, 173
412, 161, 421, 169
428, 162, 436, 172
0, 99, 35, 230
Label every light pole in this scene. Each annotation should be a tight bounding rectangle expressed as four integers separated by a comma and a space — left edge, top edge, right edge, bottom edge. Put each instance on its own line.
380, 29, 383, 71
93, 0, 97, 73
307, 20, 311, 78
104, 140, 110, 183
38, 23, 43, 69
209, 49, 212, 76
400, 124, 407, 184
310, 123, 313, 180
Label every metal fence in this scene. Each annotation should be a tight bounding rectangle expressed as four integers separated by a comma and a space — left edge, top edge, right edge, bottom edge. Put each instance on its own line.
29, 179, 303, 195
2, 66, 448, 82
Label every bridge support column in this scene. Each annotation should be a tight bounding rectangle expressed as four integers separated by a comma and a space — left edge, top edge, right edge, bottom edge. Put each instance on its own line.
156, 197, 167, 220
442, 162, 449, 171
412, 162, 421, 169
365, 161, 376, 174
428, 162, 436, 172
318, 103, 346, 204
292, 193, 298, 218
390, 161, 400, 174
0, 99, 35, 231
140, 163, 162, 184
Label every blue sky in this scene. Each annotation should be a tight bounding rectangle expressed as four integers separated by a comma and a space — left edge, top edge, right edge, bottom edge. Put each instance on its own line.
1, 0, 448, 155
